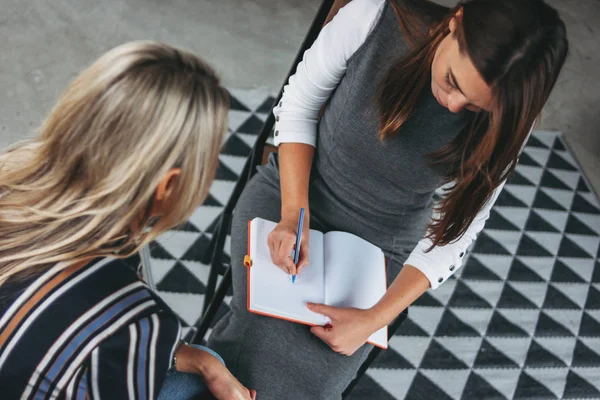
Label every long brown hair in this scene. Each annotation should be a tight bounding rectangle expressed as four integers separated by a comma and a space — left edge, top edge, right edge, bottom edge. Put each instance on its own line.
378, 0, 568, 247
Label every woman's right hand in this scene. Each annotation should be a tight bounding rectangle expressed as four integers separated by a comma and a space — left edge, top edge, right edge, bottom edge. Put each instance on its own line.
267, 211, 310, 275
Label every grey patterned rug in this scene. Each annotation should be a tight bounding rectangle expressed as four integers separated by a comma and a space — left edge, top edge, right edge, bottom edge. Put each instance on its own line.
148, 89, 600, 400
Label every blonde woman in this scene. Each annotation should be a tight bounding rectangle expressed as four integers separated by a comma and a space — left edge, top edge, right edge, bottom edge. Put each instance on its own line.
0, 42, 256, 400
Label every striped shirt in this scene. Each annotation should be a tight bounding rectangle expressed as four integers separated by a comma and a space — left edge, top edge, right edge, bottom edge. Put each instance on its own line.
0, 257, 181, 399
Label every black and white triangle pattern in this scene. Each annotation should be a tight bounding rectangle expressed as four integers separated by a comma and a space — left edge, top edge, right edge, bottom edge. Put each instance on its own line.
148, 90, 600, 400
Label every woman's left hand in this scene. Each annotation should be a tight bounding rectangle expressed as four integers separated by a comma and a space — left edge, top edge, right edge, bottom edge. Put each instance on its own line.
307, 303, 380, 356
179, 344, 256, 400
203, 360, 257, 400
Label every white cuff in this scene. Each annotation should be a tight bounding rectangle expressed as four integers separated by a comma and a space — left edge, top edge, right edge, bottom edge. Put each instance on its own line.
274, 129, 317, 147
404, 237, 469, 290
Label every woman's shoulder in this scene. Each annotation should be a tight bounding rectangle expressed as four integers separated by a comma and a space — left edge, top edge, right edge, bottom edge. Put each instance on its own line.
0, 257, 179, 397
0, 256, 177, 347
68, 257, 179, 328
0, 257, 168, 332
70, 257, 166, 315
331, 0, 386, 28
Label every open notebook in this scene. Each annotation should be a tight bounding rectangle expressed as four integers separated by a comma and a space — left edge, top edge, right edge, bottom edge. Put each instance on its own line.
245, 217, 388, 349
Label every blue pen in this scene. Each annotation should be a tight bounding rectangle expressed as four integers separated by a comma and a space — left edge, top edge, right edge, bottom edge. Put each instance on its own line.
292, 208, 305, 283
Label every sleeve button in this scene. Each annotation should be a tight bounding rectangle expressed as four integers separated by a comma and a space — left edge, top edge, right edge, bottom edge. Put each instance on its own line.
459, 252, 464, 257
438, 277, 443, 283
449, 265, 455, 271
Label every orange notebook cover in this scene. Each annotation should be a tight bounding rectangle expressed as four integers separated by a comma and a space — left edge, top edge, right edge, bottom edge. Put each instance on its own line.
245, 217, 388, 349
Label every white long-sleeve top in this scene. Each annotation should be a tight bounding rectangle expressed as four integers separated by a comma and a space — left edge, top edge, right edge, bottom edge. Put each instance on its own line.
273, 0, 527, 290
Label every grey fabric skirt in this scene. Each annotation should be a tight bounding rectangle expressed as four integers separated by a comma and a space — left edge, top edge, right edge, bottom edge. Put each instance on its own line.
207, 160, 411, 400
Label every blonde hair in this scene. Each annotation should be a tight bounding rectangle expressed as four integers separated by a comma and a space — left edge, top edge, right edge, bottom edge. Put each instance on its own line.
0, 41, 229, 285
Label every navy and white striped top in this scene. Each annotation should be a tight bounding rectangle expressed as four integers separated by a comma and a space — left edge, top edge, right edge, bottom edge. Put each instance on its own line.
0, 257, 181, 399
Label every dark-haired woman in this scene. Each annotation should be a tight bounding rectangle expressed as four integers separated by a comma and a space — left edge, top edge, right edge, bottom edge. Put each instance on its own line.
208, 0, 569, 398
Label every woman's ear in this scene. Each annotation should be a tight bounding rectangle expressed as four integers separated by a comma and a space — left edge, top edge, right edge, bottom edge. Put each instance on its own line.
150, 168, 181, 216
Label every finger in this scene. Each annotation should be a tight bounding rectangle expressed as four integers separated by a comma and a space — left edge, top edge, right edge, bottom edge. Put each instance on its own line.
310, 325, 334, 345
297, 246, 310, 273
269, 233, 292, 274
307, 302, 339, 319
297, 259, 309, 274
270, 242, 290, 274
280, 254, 295, 274
267, 235, 277, 263
275, 256, 292, 274
250, 389, 257, 400
277, 234, 297, 274
278, 264, 292, 275
285, 257, 297, 275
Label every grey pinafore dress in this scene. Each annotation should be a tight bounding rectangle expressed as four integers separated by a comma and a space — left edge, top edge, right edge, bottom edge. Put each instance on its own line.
207, 4, 471, 399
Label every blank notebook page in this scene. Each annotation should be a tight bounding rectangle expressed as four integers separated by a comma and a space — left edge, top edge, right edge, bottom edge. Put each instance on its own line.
323, 231, 387, 346
248, 218, 327, 325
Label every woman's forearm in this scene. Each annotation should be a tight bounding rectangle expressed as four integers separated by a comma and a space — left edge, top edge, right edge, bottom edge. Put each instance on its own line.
368, 264, 431, 330
175, 344, 208, 375
175, 344, 219, 379
279, 143, 315, 218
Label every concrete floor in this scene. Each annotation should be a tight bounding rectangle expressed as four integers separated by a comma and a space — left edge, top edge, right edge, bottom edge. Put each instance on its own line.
1, 0, 598, 192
